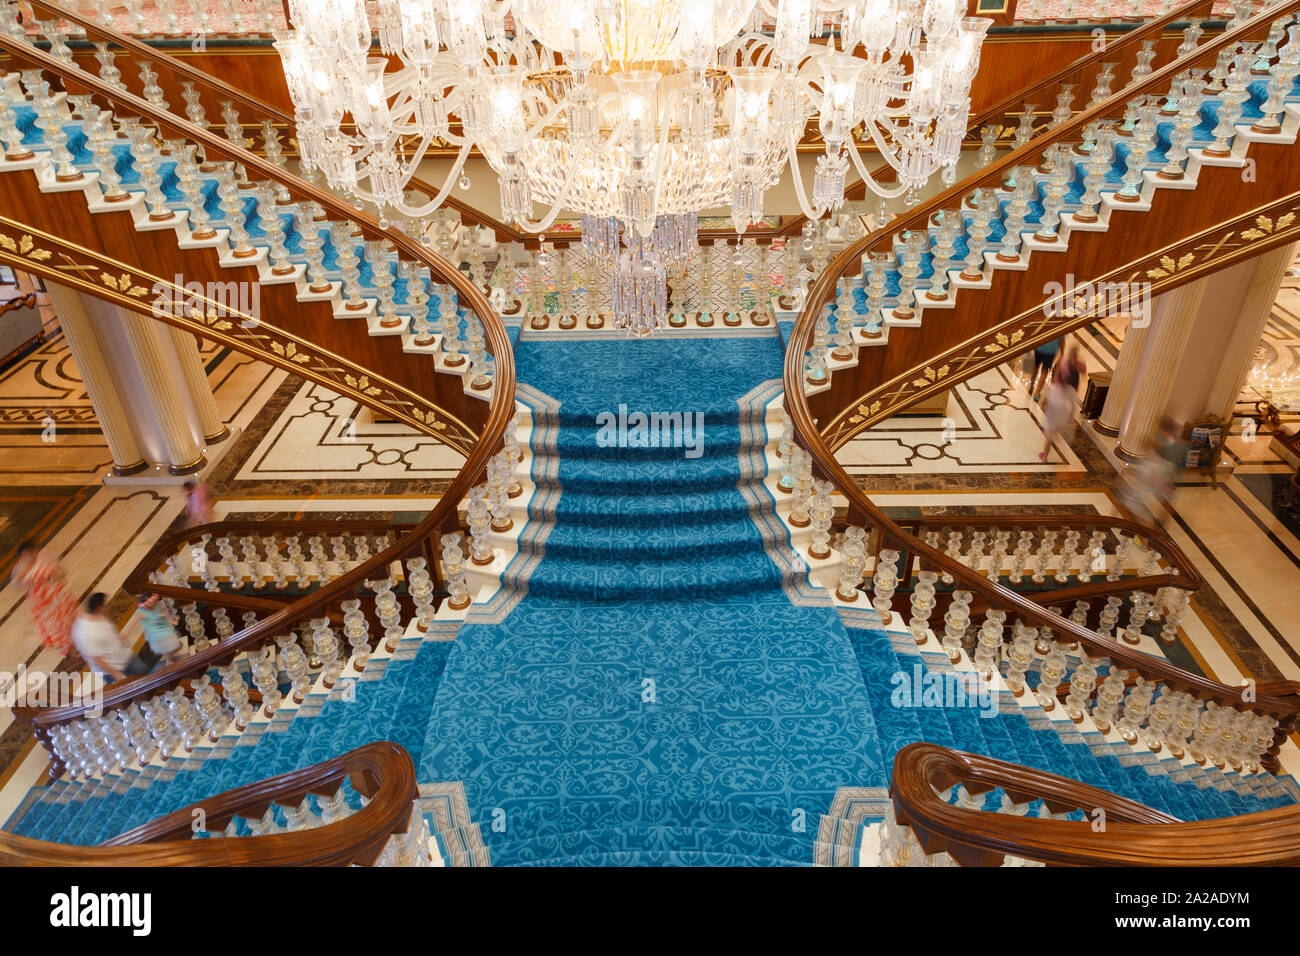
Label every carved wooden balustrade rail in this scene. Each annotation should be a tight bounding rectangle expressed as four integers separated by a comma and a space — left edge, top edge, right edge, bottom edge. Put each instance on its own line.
782, 0, 1300, 775
888, 741, 1300, 865
0, 32, 518, 775
0, 741, 425, 865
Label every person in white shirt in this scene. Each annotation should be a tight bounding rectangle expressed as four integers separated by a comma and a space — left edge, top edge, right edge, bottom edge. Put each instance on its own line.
72, 593, 148, 684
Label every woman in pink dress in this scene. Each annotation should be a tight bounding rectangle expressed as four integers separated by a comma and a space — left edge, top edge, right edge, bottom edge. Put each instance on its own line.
11, 541, 77, 654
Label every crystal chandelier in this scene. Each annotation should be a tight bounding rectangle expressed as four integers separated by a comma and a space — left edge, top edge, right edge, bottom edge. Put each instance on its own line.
277, 0, 990, 332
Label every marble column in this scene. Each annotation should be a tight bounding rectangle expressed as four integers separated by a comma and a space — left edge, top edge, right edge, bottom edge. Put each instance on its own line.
115, 306, 207, 475
1204, 242, 1298, 422
169, 326, 230, 444
46, 282, 147, 475
1095, 314, 1151, 436
1116, 277, 1209, 461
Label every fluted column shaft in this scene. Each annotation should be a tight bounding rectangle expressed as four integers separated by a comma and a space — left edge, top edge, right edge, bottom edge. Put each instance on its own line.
1117, 278, 1210, 461
1095, 314, 1152, 436
115, 307, 206, 475
46, 282, 146, 475
168, 326, 229, 444
1204, 242, 1297, 421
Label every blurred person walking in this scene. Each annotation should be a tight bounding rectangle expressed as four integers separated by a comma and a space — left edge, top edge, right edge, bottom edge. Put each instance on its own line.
11, 540, 77, 654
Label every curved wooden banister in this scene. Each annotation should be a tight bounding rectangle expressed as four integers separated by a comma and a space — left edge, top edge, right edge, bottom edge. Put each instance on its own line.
21, 0, 530, 244
890, 742, 1300, 865
774, 0, 1218, 237
783, 0, 1300, 725
0, 741, 419, 865
0, 36, 518, 738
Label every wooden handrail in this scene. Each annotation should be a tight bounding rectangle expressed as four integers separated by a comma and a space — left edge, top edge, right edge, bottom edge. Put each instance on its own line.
890, 742, 1300, 865
0, 742, 419, 865
775, 0, 1217, 237
782, 0, 1300, 724
21, 0, 531, 243
0, 35, 517, 738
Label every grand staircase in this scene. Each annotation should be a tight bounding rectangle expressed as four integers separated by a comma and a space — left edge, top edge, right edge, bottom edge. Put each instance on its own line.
2, 1, 1300, 865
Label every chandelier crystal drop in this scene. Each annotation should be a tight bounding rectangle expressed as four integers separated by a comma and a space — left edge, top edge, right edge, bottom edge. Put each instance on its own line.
612, 229, 669, 337
278, 0, 990, 230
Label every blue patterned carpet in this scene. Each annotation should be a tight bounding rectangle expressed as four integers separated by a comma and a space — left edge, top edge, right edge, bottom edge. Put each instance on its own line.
417, 334, 890, 864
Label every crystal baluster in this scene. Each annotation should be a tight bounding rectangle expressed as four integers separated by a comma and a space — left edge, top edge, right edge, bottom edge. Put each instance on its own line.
24, 73, 81, 182
216, 165, 256, 256
332, 225, 367, 311
1116, 97, 1159, 202
861, 253, 888, 338
974, 609, 1006, 680
1064, 651, 1098, 723
925, 214, 958, 301
296, 208, 332, 293
836, 526, 867, 601
1117, 676, 1154, 743
438, 289, 465, 366
872, 549, 900, 626
806, 306, 830, 385
1004, 626, 1036, 696
907, 571, 938, 645
442, 533, 472, 610
941, 591, 972, 662
126, 123, 172, 220
892, 230, 924, 319
997, 171, 1032, 261
92, 43, 126, 91
1254, 28, 1300, 134
1034, 147, 1071, 242
1074, 124, 1115, 224
136, 62, 169, 111
370, 240, 404, 329
1088, 62, 1117, 108
255, 184, 293, 275
960, 189, 996, 280
832, 279, 858, 358
976, 125, 998, 169
1091, 667, 1128, 733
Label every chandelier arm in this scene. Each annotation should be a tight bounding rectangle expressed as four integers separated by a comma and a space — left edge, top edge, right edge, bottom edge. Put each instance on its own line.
649, 88, 682, 218
784, 127, 827, 222
845, 125, 911, 200
352, 142, 475, 219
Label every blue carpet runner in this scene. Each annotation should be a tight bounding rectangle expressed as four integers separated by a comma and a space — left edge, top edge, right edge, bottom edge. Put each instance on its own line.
418, 334, 890, 865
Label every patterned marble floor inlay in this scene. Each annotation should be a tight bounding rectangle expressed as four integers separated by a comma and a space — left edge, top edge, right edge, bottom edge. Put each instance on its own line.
236, 380, 463, 482
841, 364, 1087, 474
